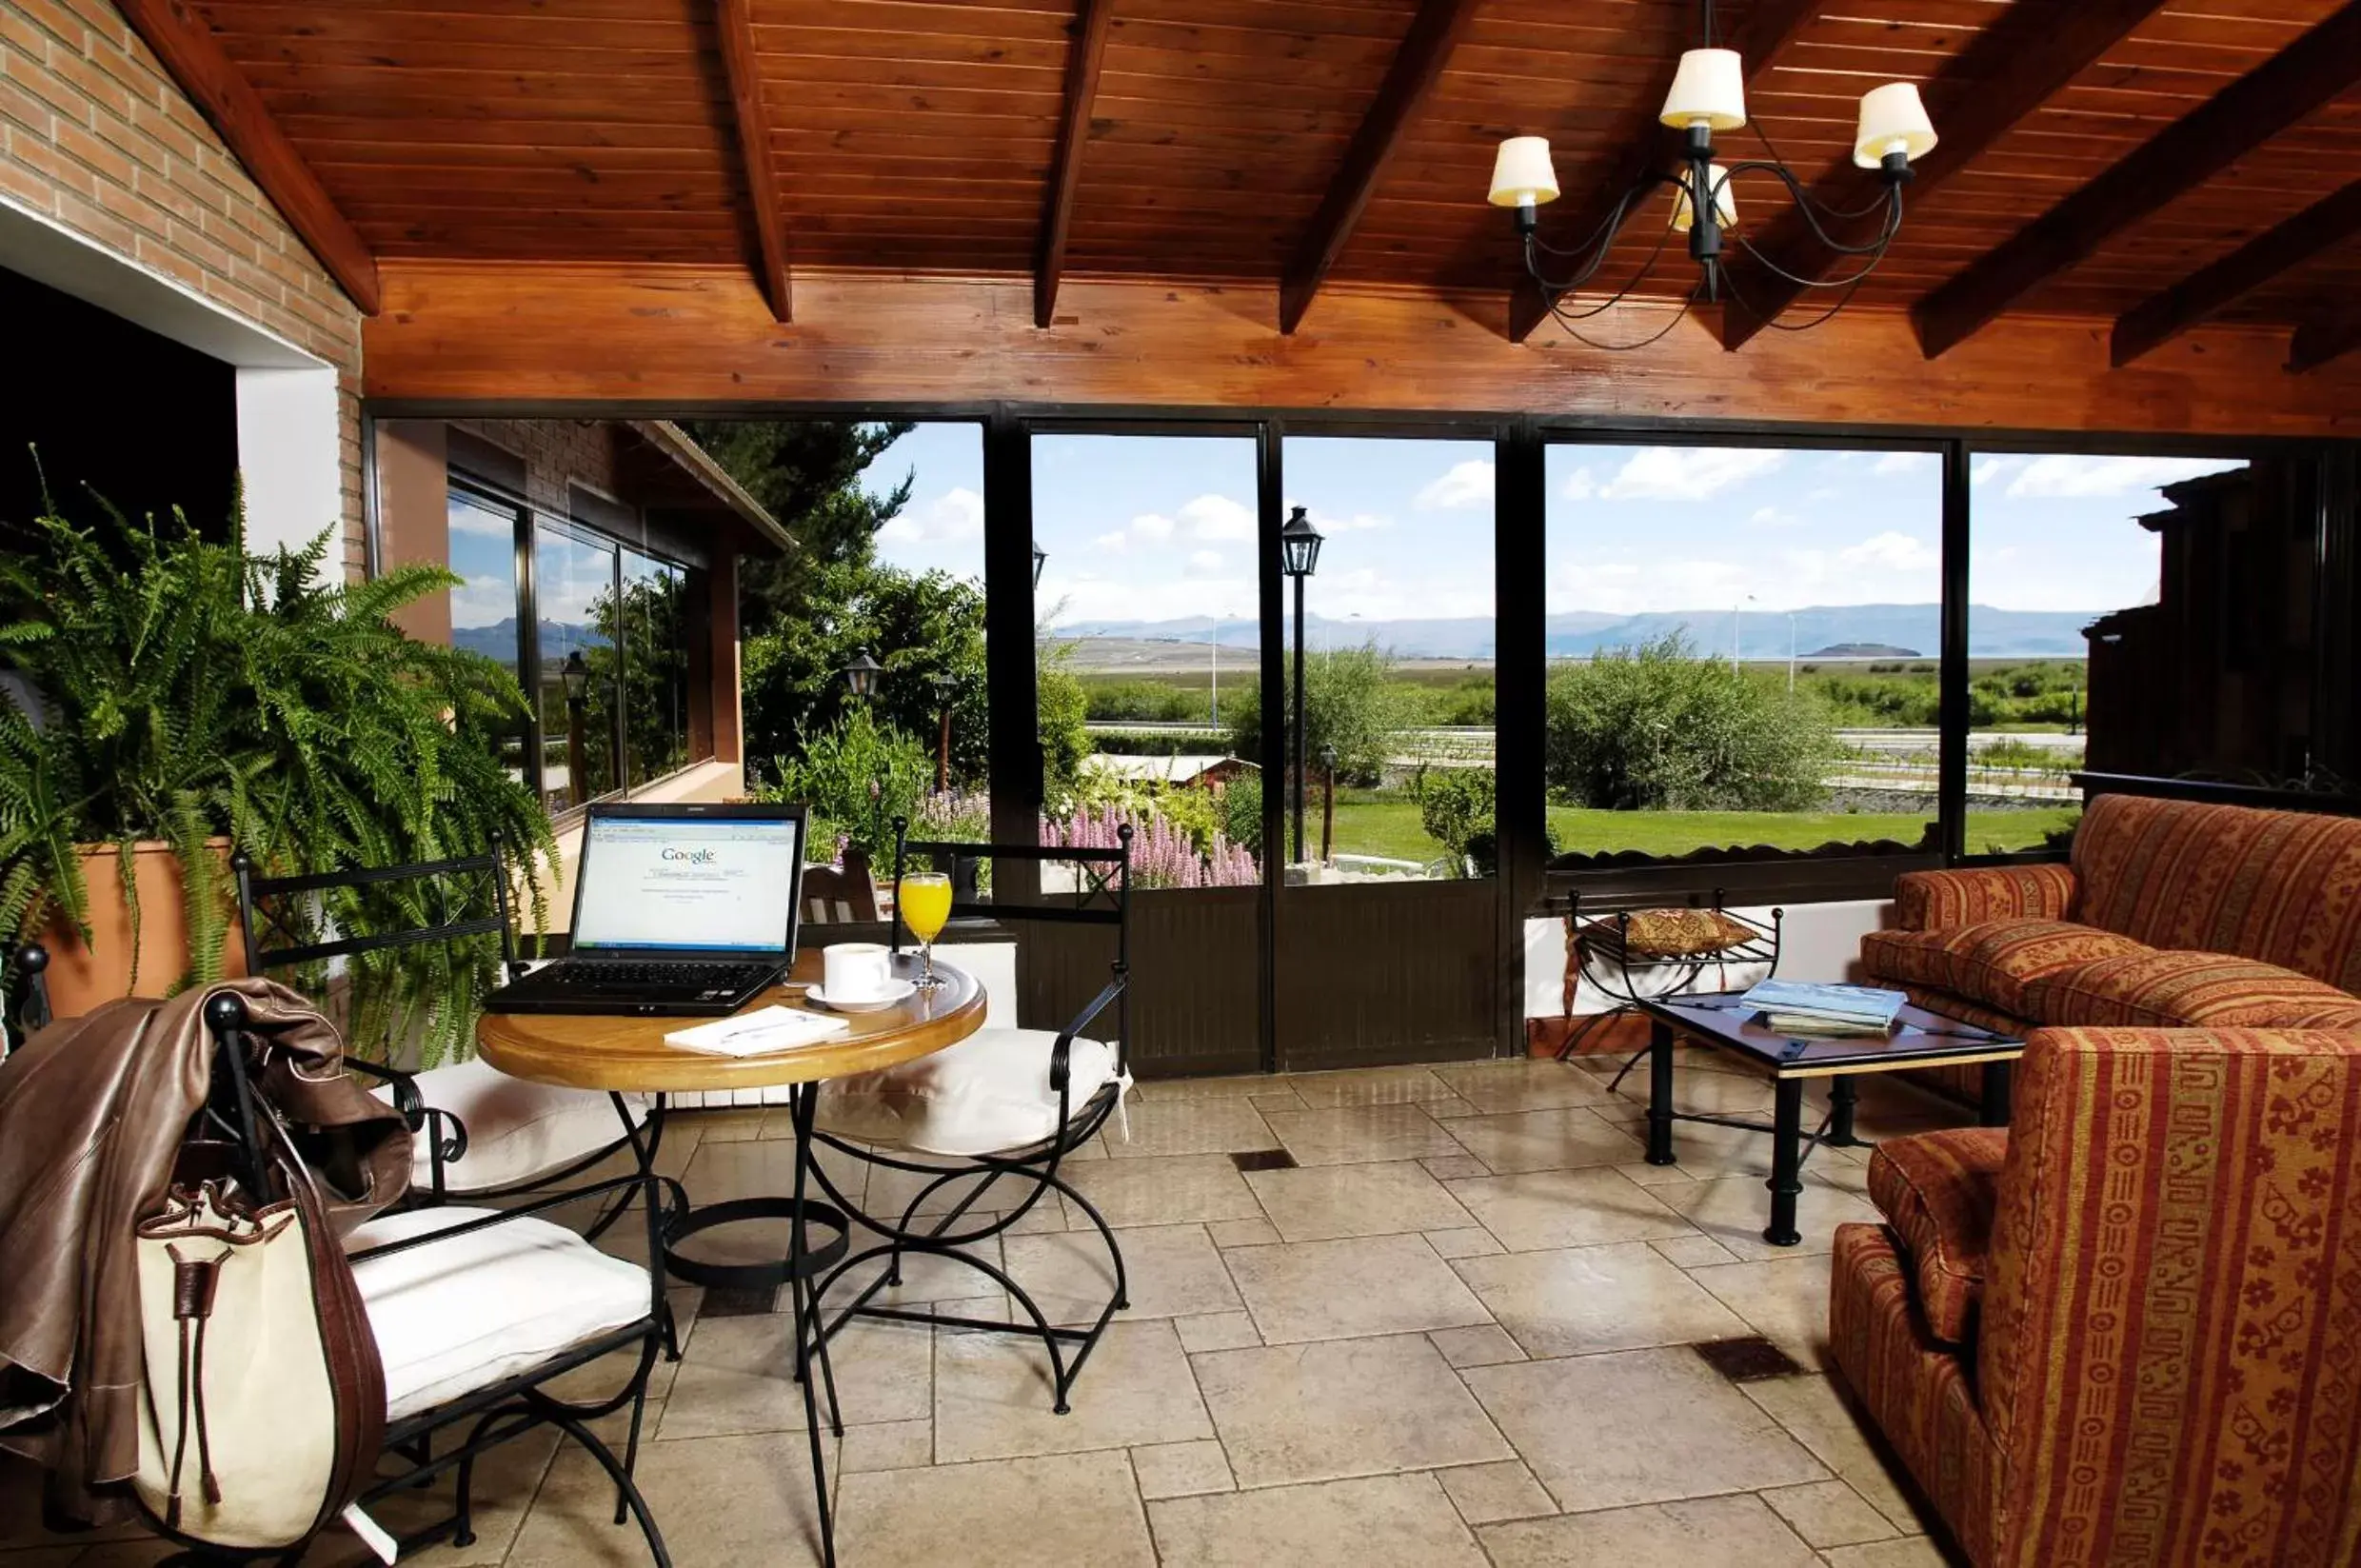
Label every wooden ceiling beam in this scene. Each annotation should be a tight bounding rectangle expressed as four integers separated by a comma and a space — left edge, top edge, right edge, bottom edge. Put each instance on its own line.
1506, 0, 1817, 345
715, 0, 790, 323
2112, 182, 2361, 367
1280, 0, 1479, 335
115, 0, 380, 315
1913, 1, 2361, 361
1719, 0, 2167, 353
1034, 0, 1113, 329
2288, 304, 2361, 374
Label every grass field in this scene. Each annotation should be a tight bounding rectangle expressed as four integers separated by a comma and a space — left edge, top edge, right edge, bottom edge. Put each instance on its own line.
1319, 794, 2079, 865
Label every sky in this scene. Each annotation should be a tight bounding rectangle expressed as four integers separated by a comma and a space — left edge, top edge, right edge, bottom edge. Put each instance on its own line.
858, 423, 2250, 627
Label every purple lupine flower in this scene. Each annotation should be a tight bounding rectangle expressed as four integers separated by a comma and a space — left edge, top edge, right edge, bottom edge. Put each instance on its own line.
1040, 801, 1260, 888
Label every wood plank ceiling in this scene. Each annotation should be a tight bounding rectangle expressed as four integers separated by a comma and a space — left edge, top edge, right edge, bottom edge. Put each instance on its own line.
160, 0, 2361, 371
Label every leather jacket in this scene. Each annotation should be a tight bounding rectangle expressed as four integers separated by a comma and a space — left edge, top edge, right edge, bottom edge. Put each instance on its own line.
0, 981, 409, 1526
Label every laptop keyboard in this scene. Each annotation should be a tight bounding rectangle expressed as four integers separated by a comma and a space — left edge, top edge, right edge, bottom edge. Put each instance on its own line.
544, 960, 776, 992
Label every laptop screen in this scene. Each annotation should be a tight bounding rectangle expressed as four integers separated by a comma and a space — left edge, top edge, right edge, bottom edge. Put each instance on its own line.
572, 808, 804, 954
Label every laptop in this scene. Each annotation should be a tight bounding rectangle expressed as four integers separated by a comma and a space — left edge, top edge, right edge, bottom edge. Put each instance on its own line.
485, 801, 808, 1017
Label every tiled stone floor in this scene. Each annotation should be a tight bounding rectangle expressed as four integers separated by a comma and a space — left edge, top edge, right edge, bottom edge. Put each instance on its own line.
0, 1053, 1973, 1567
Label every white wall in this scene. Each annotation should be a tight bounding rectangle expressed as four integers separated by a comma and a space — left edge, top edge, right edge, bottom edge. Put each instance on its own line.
1523, 898, 1894, 1019
234, 365, 343, 571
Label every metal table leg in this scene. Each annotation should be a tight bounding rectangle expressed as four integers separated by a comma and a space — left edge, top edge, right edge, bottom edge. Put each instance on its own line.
1826, 1075, 1863, 1147
1645, 1019, 1677, 1166
1764, 1078, 1804, 1247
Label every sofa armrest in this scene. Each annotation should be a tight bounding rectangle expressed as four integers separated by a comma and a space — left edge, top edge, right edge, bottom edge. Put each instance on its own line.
1893, 863, 2077, 932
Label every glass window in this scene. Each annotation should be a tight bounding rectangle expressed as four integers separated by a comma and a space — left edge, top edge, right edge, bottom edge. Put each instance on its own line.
619, 549, 689, 787
1283, 436, 1496, 882
446, 487, 525, 782
1966, 451, 2274, 851
1030, 433, 1263, 887
534, 522, 619, 813
1541, 443, 1942, 863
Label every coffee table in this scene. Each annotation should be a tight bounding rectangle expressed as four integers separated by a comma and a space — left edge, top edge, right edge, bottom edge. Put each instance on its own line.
1634, 991, 2022, 1246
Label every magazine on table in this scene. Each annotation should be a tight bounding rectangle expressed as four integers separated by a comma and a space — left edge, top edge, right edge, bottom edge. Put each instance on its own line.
1738, 979, 1907, 1035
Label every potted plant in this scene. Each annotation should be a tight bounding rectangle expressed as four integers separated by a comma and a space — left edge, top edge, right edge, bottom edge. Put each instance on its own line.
0, 488, 554, 1063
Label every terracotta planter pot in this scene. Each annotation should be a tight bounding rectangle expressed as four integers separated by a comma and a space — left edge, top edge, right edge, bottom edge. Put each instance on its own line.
39, 838, 248, 1018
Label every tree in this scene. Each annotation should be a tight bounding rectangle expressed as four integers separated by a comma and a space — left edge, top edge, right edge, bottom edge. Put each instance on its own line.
1036, 630, 1092, 814
1544, 633, 1831, 811
1225, 642, 1411, 785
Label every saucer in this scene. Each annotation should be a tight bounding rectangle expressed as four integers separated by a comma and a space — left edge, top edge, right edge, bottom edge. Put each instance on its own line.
806, 979, 916, 1013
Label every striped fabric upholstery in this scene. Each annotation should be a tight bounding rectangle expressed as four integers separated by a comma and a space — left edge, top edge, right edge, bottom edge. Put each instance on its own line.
2072, 793, 2361, 993
1895, 862, 2077, 932
1829, 1222, 1997, 1566
1976, 1026, 2361, 1567
2022, 949, 2361, 1031
1862, 920, 2148, 1018
1865, 1128, 2008, 1347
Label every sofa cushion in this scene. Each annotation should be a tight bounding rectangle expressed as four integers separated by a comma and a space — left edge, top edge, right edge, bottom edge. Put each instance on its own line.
1861, 920, 2150, 1018
2021, 949, 2361, 1030
2072, 792, 2361, 992
1894, 862, 2077, 931
1866, 1127, 2009, 1348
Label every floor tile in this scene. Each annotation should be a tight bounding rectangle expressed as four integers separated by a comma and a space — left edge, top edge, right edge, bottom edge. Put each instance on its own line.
1464, 1347, 1825, 1512
1002, 1222, 1240, 1323
1130, 1439, 1235, 1500
1251, 1089, 1311, 1113
314, 1427, 558, 1568
1103, 1096, 1280, 1159
507, 1430, 831, 1568
1820, 1538, 1961, 1568
1442, 1108, 1649, 1175
1454, 1242, 1750, 1358
1059, 1153, 1264, 1228
1686, 1255, 1835, 1368
1691, 1334, 1807, 1383
1150, 1473, 1487, 1568
1437, 1459, 1557, 1525
1479, 1492, 1819, 1568
1140, 1073, 1280, 1101
1193, 1333, 1511, 1488
1245, 1160, 1476, 1241
1740, 1375, 1933, 1537
1284, 1065, 1457, 1106
1174, 1310, 1261, 1352
1615, 1068, 1777, 1118
1759, 1479, 1905, 1549
1421, 1154, 1492, 1181
661, 1314, 931, 1439
1261, 1103, 1468, 1165
1224, 1233, 1491, 1343
1433, 1061, 1617, 1116
1425, 1225, 1503, 1260
835, 1449, 1156, 1567
933, 1318, 1212, 1462
1652, 1174, 1883, 1262
1650, 1232, 1741, 1269
1207, 1216, 1281, 1248
1443, 1168, 1697, 1252
1429, 1323, 1526, 1368
829, 1234, 1006, 1311
839, 1418, 934, 1474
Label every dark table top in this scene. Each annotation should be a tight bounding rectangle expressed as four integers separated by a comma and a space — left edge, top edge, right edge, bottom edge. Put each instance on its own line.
1637, 990, 2024, 1079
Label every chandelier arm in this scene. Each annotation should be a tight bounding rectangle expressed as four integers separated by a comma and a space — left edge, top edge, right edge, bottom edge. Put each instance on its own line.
1719, 160, 1907, 255
1547, 283, 1700, 353
1728, 209, 1897, 290
1718, 255, 1873, 333
1527, 172, 1678, 263
1538, 207, 1687, 322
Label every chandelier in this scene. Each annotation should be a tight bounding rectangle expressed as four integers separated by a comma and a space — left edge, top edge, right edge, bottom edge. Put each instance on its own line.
1489, 1, 1936, 349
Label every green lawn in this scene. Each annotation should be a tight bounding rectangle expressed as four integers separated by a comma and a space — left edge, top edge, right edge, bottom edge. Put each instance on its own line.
1322, 797, 2078, 865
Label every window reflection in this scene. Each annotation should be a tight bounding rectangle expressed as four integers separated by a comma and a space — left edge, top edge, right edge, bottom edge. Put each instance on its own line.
534, 523, 618, 812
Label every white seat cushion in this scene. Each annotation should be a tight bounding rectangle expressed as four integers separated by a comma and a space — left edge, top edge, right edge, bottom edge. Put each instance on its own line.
377, 1058, 646, 1195
346, 1207, 652, 1421
814, 1028, 1125, 1158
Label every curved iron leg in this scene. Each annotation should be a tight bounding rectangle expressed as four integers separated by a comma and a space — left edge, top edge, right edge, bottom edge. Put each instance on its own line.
586, 1094, 664, 1243
547, 1414, 672, 1568
787, 1083, 839, 1567
1645, 1019, 1677, 1166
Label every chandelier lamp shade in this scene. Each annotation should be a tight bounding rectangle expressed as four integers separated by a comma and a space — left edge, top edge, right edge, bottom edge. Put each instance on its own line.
1491, 2, 1935, 349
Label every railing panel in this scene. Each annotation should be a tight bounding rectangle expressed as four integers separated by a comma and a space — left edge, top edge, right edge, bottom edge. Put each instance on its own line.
1274, 879, 1499, 1074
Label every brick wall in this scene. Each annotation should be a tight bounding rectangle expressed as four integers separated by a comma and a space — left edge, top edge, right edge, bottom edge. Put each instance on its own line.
0, 0, 366, 574
450, 417, 633, 518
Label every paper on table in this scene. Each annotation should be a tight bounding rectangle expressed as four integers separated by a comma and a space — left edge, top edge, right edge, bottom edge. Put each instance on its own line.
665, 1005, 851, 1057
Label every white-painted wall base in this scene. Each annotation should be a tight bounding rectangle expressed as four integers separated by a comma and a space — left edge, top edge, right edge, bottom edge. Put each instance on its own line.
1522, 899, 1895, 1021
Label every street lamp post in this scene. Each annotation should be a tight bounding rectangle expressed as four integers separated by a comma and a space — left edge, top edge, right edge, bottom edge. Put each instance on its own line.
1031, 542, 1047, 589
843, 646, 883, 703
1280, 506, 1324, 864
1787, 611, 1798, 694
932, 670, 957, 793
1318, 744, 1338, 865
560, 648, 591, 808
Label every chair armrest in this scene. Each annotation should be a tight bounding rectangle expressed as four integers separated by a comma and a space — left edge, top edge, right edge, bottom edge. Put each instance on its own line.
344, 1056, 427, 1128
341, 1058, 467, 1201
1052, 975, 1127, 1091
1893, 863, 2077, 931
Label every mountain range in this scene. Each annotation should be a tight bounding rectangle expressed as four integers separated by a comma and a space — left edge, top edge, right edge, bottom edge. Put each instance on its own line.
1059, 605, 2111, 661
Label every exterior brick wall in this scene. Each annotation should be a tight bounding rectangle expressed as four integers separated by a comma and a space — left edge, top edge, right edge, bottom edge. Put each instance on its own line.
451, 417, 633, 518
0, 0, 366, 574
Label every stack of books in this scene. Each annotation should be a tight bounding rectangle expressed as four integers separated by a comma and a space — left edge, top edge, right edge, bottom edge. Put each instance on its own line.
1738, 980, 1908, 1038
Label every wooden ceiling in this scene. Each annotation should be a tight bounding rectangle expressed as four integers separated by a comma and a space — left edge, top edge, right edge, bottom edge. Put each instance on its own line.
137, 0, 2361, 370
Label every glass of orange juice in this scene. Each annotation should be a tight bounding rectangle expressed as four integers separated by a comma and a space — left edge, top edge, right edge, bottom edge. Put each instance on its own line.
901, 871, 954, 990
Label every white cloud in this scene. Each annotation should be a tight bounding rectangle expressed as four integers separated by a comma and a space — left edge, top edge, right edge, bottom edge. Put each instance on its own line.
1131, 511, 1176, 543
1092, 530, 1128, 553
1873, 451, 1937, 476
1187, 549, 1224, 574
875, 485, 983, 545
1415, 459, 1496, 510
1971, 455, 2020, 489
1599, 447, 1785, 501
447, 506, 513, 539
1559, 466, 1597, 502
1838, 530, 1938, 572
1180, 493, 1254, 541
1749, 506, 1800, 527
2004, 454, 2247, 499
1304, 506, 1391, 534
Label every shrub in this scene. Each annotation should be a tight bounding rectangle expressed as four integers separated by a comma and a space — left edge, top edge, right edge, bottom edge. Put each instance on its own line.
1220, 774, 1263, 858
1225, 641, 1411, 785
757, 706, 930, 867
1411, 766, 1494, 863
1037, 645, 1093, 814
1544, 633, 1832, 811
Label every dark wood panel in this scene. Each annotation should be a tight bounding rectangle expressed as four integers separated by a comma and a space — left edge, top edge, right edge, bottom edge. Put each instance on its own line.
1021, 888, 1262, 1078
1274, 879, 1498, 1071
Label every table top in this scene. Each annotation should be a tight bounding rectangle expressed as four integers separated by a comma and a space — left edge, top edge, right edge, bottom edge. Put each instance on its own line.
475, 950, 985, 1093
1640, 990, 2023, 1080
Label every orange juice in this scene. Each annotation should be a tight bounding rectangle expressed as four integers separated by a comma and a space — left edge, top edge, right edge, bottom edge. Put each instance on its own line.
901, 873, 953, 943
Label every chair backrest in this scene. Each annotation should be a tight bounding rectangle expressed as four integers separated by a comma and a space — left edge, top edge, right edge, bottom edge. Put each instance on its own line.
1978, 1024, 2361, 1568
2072, 792, 2361, 990
802, 848, 880, 926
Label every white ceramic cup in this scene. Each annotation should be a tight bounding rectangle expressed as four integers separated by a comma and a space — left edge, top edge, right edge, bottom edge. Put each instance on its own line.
823, 942, 893, 1002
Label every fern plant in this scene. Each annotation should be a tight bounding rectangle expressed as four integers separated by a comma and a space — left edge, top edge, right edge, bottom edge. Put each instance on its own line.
0, 486, 556, 1064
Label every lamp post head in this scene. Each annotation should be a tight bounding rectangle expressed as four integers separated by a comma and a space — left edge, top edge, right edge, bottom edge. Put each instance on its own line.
1318, 744, 1338, 776
1280, 506, 1323, 579
560, 648, 591, 705
844, 646, 884, 701
932, 670, 959, 702
1031, 541, 1048, 588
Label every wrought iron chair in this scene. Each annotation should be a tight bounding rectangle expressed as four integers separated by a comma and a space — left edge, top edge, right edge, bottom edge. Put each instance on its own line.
231, 847, 653, 1222
198, 989, 671, 1564
1555, 892, 1783, 1091
804, 822, 1135, 1414
800, 848, 880, 927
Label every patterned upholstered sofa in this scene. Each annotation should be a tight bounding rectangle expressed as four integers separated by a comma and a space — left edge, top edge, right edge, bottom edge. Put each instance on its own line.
1830, 1025, 2361, 1566
1860, 793, 2361, 1102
